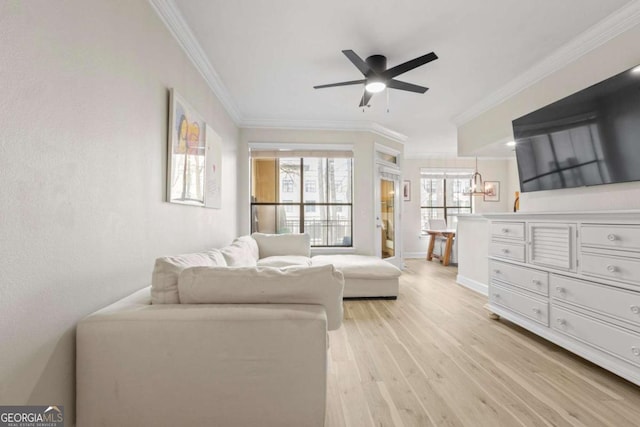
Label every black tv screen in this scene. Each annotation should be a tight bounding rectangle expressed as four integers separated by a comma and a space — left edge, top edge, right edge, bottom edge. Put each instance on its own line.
513, 65, 640, 192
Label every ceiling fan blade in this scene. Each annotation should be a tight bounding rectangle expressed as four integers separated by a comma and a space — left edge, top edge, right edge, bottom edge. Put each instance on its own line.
387, 79, 429, 94
342, 50, 372, 76
359, 90, 373, 107
382, 52, 438, 79
314, 79, 366, 89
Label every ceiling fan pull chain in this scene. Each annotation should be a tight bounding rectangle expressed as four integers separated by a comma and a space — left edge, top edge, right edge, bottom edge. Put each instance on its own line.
386, 88, 390, 113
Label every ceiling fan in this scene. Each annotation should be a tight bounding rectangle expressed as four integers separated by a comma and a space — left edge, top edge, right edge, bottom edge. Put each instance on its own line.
314, 49, 438, 107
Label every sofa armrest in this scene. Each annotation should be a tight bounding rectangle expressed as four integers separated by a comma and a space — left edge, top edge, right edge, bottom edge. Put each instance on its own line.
76, 289, 327, 427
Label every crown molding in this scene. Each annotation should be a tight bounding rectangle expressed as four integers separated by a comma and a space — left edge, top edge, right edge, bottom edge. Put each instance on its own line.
452, 0, 640, 126
148, 0, 242, 124
240, 118, 408, 143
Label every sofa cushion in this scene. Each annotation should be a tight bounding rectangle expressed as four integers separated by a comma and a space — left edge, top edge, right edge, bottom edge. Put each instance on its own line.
311, 255, 401, 279
151, 249, 226, 304
220, 236, 259, 267
257, 256, 312, 268
177, 264, 344, 330
252, 233, 311, 258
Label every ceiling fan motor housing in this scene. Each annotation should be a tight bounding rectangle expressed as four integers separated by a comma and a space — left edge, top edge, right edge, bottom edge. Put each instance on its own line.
365, 55, 387, 75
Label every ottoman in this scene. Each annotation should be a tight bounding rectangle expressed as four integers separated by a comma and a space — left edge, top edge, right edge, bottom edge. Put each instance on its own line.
311, 255, 401, 299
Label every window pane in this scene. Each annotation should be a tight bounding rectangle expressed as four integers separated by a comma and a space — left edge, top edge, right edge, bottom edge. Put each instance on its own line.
420, 178, 444, 207
279, 158, 300, 202
302, 158, 326, 203
420, 208, 445, 231
278, 205, 300, 234
305, 205, 327, 246
446, 178, 471, 208
329, 206, 351, 246
252, 205, 276, 233
328, 158, 352, 203
251, 158, 277, 203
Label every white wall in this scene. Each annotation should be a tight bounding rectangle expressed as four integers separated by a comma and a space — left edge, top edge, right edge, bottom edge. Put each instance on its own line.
402, 157, 517, 256
457, 22, 640, 212
238, 128, 403, 256
0, 0, 239, 420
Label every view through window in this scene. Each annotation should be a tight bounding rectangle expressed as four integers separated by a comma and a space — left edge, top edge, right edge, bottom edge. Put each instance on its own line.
251, 157, 353, 247
420, 170, 472, 229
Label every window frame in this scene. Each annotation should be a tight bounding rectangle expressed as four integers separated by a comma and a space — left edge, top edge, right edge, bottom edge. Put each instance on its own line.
251, 157, 354, 248
420, 172, 473, 227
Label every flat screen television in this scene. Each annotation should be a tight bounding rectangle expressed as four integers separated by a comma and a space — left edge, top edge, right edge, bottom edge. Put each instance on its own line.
513, 65, 640, 192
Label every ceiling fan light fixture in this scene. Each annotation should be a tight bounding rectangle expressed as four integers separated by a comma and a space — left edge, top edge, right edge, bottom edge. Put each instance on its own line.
365, 81, 386, 93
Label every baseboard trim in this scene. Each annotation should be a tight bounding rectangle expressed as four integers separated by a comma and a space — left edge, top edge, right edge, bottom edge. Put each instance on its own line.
456, 275, 488, 296
344, 296, 398, 301
404, 252, 427, 259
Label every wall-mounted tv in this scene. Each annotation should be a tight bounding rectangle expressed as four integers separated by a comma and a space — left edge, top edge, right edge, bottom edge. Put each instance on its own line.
513, 65, 640, 193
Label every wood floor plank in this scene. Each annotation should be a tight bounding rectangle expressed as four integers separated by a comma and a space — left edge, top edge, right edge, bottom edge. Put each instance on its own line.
326, 259, 640, 427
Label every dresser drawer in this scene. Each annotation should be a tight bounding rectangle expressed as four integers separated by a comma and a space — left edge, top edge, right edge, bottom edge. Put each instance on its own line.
552, 306, 640, 368
581, 252, 640, 286
490, 283, 548, 326
490, 241, 525, 263
551, 275, 640, 327
581, 224, 640, 252
491, 221, 525, 241
490, 260, 549, 296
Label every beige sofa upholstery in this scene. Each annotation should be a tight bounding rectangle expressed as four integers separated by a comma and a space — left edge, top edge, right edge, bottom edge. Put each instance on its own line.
77, 233, 400, 426
77, 287, 329, 427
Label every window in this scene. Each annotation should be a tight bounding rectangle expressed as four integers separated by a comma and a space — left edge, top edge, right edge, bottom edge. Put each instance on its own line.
251, 156, 353, 247
420, 170, 472, 229
282, 178, 294, 193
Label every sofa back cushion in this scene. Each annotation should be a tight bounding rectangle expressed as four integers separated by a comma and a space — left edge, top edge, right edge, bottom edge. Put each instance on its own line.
219, 236, 259, 266
151, 249, 226, 304
178, 264, 344, 330
251, 233, 311, 258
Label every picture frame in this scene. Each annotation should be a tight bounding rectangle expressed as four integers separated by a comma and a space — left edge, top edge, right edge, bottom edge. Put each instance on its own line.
403, 180, 411, 201
167, 89, 222, 208
483, 181, 500, 202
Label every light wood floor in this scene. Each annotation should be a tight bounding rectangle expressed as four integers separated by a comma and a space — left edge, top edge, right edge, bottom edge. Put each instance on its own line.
326, 259, 640, 427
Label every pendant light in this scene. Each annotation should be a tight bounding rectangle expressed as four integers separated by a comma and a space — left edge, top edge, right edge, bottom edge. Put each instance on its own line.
464, 157, 486, 196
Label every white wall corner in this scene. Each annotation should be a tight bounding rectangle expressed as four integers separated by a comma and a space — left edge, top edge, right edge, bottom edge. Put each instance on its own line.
451, 0, 640, 126
148, 0, 243, 124
456, 274, 488, 296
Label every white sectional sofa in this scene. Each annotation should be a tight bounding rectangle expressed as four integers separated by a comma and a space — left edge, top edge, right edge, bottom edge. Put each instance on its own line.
76, 233, 401, 426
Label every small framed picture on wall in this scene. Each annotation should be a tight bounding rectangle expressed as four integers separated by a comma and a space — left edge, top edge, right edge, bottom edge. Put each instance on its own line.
483, 181, 500, 202
403, 180, 411, 201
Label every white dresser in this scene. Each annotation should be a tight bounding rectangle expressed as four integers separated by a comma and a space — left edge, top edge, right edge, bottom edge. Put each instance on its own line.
484, 211, 640, 386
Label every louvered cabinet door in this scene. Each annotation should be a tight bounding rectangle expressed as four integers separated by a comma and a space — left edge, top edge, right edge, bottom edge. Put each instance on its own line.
528, 223, 576, 271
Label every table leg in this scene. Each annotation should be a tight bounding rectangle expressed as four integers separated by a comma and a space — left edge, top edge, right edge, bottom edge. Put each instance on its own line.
426, 234, 435, 261
443, 234, 454, 266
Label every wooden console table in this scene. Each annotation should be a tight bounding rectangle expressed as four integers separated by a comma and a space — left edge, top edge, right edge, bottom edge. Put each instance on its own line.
425, 229, 456, 266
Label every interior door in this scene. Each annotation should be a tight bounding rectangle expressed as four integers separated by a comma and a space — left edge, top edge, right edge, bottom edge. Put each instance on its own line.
375, 170, 402, 268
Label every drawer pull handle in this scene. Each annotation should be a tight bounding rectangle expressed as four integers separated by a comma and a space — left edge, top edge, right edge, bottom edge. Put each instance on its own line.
607, 265, 617, 273
631, 306, 640, 315
532, 308, 540, 314
502, 228, 509, 233
493, 293, 500, 298
501, 249, 509, 254
556, 318, 566, 326
632, 347, 640, 357
556, 286, 565, 294
607, 234, 617, 241
493, 269, 500, 274
532, 279, 540, 285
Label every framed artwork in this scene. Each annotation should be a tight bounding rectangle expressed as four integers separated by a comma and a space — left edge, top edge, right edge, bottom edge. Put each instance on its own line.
403, 180, 411, 201
167, 89, 222, 208
483, 181, 500, 202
